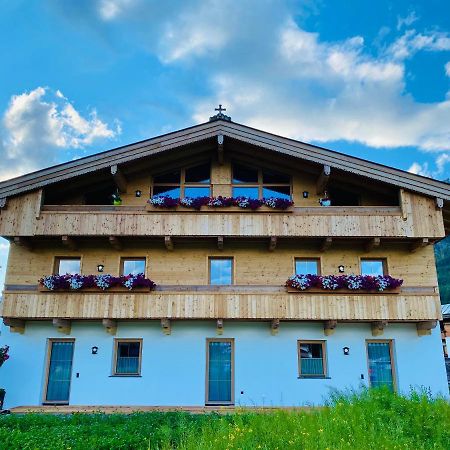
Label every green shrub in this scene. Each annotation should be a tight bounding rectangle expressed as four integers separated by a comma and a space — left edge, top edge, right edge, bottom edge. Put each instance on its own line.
0, 388, 448, 449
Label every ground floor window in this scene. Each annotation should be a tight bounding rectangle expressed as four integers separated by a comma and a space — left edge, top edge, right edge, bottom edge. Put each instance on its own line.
298, 341, 327, 377
367, 340, 395, 391
113, 339, 142, 376
206, 338, 234, 405
44, 339, 75, 404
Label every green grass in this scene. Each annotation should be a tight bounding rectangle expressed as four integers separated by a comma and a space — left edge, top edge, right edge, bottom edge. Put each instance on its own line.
0, 388, 449, 449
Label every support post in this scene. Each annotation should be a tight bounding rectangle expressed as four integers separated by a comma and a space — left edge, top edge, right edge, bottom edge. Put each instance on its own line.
102, 319, 117, 335
269, 236, 277, 252
3, 318, 25, 334
53, 319, 71, 335
271, 319, 280, 335
416, 320, 437, 336
371, 321, 388, 337
216, 319, 224, 335
161, 318, 171, 335
62, 235, 77, 251
324, 320, 337, 336
13, 237, 33, 251
164, 236, 174, 251
109, 236, 123, 251
320, 237, 332, 252
316, 165, 331, 195
410, 238, 429, 253
217, 135, 224, 165
111, 164, 127, 193
217, 236, 224, 251
365, 237, 381, 253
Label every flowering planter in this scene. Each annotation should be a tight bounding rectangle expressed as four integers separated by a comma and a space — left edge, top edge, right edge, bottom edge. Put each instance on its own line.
286, 286, 401, 294
0, 390, 5, 410
145, 204, 293, 213
38, 285, 153, 293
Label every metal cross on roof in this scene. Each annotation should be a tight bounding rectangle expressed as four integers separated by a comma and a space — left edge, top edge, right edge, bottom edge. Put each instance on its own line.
209, 104, 231, 122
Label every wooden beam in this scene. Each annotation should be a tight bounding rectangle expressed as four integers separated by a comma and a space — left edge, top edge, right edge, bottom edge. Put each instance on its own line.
53, 319, 71, 335
217, 134, 224, 165
410, 238, 429, 253
109, 236, 123, 251
216, 319, 224, 335
324, 320, 337, 336
0, 197, 7, 209
365, 237, 381, 253
371, 320, 388, 337
316, 165, 331, 195
217, 236, 224, 251
320, 237, 333, 252
62, 235, 77, 251
13, 237, 33, 251
110, 164, 127, 193
271, 319, 280, 335
269, 236, 277, 252
3, 318, 25, 334
102, 319, 117, 335
436, 198, 444, 210
161, 318, 171, 335
164, 236, 174, 251
416, 320, 437, 336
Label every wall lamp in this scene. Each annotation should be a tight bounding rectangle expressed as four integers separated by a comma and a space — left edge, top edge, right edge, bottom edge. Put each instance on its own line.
97, 264, 105, 273
338, 265, 345, 273
91, 346, 98, 355
135, 190, 142, 198
343, 346, 350, 356
302, 191, 309, 198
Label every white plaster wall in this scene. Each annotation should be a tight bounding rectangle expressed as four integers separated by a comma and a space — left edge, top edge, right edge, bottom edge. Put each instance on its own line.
0, 321, 448, 409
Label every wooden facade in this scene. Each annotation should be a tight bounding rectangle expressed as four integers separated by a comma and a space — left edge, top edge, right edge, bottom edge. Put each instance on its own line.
1, 117, 449, 334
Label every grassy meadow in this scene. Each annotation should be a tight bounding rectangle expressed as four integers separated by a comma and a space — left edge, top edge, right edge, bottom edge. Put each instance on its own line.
0, 388, 449, 449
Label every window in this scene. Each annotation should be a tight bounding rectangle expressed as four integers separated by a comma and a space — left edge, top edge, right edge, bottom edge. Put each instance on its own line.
298, 341, 327, 377
206, 339, 234, 405
120, 258, 146, 276
209, 257, 233, 285
152, 163, 211, 198
295, 258, 320, 275
232, 163, 291, 199
113, 339, 142, 376
367, 341, 395, 391
361, 259, 386, 276
54, 257, 81, 275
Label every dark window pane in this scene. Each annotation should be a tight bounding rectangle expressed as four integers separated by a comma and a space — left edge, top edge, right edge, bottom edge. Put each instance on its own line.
232, 164, 258, 183
232, 187, 259, 199
185, 163, 210, 183
367, 342, 394, 391
122, 259, 146, 275
153, 186, 180, 198
262, 186, 291, 199
295, 260, 318, 275
116, 342, 140, 374
300, 342, 324, 376
263, 168, 290, 184
153, 170, 181, 184
361, 260, 385, 276
184, 186, 211, 197
210, 258, 233, 285
57, 259, 81, 275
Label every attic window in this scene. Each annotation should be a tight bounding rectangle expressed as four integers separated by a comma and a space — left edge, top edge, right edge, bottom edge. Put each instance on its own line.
232, 163, 291, 199
152, 163, 211, 198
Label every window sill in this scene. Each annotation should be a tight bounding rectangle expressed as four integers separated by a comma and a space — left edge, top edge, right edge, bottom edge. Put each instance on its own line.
109, 374, 142, 378
297, 376, 331, 379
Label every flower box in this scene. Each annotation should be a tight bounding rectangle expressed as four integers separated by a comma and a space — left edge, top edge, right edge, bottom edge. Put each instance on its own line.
145, 204, 293, 213
286, 286, 401, 294
38, 285, 153, 293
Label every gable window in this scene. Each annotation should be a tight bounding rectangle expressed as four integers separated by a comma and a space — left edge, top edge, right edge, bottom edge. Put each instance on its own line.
54, 257, 81, 275
361, 259, 386, 276
152, 163, 211, 198
232, 163, 291, 199
298, 341, 327, 377
209, 257, 233, 285
120, 258, 146, 276
113, 339, 142, 376
295, 258, 320, 275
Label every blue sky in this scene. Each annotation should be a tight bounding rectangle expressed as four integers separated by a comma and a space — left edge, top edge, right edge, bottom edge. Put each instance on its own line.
0, 0, 449, 290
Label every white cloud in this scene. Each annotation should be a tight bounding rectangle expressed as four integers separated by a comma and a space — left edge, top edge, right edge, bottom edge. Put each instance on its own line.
397, 11, 419, 31
0, 87, 120, 181
446, 62, 450, 77
408, 162, 431, 177
98, 0, 135, 21
408, 153, 450, 179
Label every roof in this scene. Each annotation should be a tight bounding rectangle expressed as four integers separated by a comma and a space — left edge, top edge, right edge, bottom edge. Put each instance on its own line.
1, 118, 450, 201
442, 303, 450, 319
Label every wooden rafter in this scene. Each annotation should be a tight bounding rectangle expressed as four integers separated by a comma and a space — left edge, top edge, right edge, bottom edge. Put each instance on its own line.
216, 319, 224, 335
410, 238, 429, 253
269, 236, 277, 252
365, 237, 381, 253
416, 320, 437, 336
371, 320, 388, 336
271, 319, 280, 335
109, 236, 123, 251
165, 236, 174, 251
316, 165, 331, 195
62, 235, 77, 251
320, 237, 333, 252
324, 320, 337, 336
111, 164, 127, 193
53, 319, 71, 335
217, 134, 224, 165
13, 237, 33, 251
3, 318, 25, 334
102, 319, 117, 335
161, 318, 171, 335
217, 236, 224, 251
